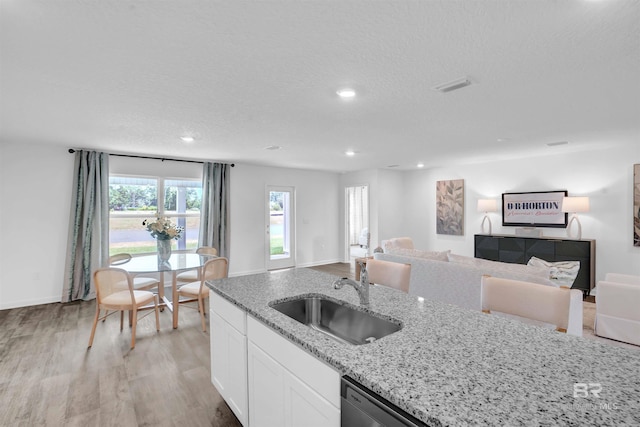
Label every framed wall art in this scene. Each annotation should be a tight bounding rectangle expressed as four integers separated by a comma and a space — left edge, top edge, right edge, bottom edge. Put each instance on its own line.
436, 179, 464, 235
502, 190, 568, 228
634, 164, 639, 247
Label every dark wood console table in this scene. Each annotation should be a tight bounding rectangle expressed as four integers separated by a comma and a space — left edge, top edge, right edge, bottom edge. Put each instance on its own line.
474, 234, 595, 297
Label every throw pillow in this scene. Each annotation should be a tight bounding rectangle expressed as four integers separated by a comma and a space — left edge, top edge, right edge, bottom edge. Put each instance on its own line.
447, 253, 550, 279
527, 256, 580, 288
386, 247, 451, 261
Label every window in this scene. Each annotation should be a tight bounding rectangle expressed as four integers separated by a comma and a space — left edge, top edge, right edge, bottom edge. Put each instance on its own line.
109, 175, 202, 256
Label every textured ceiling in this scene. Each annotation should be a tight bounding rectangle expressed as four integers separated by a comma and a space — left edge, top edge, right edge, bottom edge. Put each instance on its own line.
1, 0, 639, 172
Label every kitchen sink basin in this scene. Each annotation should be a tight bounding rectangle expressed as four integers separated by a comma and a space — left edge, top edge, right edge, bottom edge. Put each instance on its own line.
269, 295, 402, 345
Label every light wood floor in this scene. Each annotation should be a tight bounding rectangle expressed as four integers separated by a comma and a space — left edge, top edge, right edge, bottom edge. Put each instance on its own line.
0, 297, 242, 427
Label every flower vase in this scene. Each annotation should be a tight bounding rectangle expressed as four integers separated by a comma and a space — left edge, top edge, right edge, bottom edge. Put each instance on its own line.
157, 239, 172, 262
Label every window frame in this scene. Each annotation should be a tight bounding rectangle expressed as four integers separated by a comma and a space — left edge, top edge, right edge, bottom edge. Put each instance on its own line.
108, 173, 202, 256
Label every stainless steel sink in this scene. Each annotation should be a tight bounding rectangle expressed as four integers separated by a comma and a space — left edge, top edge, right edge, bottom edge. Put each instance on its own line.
269, 295, 402, 345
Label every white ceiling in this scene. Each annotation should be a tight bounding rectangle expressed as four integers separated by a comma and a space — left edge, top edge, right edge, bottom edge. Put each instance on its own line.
1, 0, 639, 172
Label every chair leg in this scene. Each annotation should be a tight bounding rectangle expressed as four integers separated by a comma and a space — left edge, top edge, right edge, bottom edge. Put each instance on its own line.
154, 295, 160, 332
198, 295, 206, 332
102, 310, 109, 322
120, 310, 124, 331
130, 307, 137, 349
88, 307, 100, 348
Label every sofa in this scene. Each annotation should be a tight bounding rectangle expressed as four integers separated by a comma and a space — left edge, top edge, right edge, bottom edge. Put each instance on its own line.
374, 250, 584, 336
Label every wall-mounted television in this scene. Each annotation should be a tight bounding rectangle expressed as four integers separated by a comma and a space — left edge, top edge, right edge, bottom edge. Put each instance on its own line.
502, 190, 568, 228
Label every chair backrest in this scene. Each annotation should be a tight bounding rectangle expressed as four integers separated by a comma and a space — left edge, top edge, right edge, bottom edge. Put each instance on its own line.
366, 259, 411, 293
481, 275, 571, 333
108, 253, 132, 265
196, 246, 218, 256
94, 267, 134, 302
604, 273, 640, 286
201, 257, 229, 283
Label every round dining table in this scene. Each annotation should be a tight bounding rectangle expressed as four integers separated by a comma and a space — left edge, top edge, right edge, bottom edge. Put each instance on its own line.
111, 253, 215, 329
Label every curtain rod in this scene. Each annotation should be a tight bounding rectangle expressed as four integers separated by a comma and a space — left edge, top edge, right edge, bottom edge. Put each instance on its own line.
68, 149, 235, 167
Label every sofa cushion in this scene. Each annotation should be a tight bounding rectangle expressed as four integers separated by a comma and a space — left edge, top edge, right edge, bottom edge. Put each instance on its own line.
527, 256, 580, 288
386, 247, 450, 261
382, 237, 414, 251
447, 253, 550, 280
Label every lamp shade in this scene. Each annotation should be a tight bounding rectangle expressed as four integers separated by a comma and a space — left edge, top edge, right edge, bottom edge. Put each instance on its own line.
562, 196, 590, 213
477, 199, 498, 213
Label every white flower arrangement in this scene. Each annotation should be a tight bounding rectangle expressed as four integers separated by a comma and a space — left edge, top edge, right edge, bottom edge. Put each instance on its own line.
143, 216, 184, 240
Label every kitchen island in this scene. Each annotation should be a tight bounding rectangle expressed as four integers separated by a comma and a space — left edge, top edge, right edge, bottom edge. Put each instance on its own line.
207, 268, 640, 426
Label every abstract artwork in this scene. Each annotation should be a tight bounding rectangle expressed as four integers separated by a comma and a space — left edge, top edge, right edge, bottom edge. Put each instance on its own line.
436, 179, 464, 235
634, 164, 640, 247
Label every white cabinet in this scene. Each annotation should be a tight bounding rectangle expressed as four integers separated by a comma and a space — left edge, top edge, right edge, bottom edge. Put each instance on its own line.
210, 292, 248, 426
247, 342, 285, 427
247, 316, 340, 427
283, 369, 340, 427
210, 291, 340, 427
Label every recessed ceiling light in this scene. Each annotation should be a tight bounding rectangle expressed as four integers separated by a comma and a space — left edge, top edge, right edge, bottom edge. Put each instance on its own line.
180, 136, 194, 143
345, 150, 356, 156
337, 88, 356, 99
417, 163, 425, 168
264, 145, 281, 150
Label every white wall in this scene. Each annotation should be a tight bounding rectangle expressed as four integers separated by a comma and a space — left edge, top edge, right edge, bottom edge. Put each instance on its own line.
230, 164, 341, 275
0, 142, 74, 309
0, 144, 341, 309
399, 145, 640, 281
377, 169, 406, 246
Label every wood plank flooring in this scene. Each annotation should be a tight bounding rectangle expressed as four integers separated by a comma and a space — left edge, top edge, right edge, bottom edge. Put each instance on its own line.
0, 296, 242, 427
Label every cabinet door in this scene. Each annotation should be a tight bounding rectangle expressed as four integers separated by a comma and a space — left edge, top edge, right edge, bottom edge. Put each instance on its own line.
211, 311, 248, 426
226, 325, 248, 425
210, 311, 228, 394
248, 342, 285, 427
284, 373, 340, 427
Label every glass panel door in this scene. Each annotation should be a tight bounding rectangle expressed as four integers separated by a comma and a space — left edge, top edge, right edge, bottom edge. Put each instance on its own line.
267, 186, 295, 270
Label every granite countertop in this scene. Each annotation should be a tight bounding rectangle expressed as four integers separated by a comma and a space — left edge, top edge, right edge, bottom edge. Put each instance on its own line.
207, 268, 640, 426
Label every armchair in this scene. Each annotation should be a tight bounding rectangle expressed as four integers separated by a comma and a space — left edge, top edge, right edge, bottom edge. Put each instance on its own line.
594, 273, 640, 346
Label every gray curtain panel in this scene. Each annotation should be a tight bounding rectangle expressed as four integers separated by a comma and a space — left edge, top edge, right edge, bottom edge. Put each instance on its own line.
62, 150, 109, 302
199, 162, 230, 258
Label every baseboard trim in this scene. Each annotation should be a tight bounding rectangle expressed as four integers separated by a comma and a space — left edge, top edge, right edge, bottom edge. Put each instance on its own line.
1, 295, 60, 310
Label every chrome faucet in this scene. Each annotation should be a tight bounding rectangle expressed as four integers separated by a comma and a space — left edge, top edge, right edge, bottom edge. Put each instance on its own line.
333, 261, 370, 306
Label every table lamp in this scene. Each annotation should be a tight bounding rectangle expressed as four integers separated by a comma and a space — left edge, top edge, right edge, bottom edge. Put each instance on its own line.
562, 196, 590, 240
477, 199, 498, 235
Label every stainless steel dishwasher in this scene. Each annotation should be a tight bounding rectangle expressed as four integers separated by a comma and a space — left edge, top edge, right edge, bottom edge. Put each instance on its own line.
341, 376, 427, 427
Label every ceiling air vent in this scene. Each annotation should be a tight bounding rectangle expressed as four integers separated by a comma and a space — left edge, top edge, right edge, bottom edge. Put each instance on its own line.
433, 77, 472, 93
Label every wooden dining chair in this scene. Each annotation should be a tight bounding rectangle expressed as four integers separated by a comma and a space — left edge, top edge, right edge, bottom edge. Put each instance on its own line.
109, 253, 164, 300
175, 246, 218, 283
89, 267, 160, 349
366, 259, 411, 293
480, 275, 573, 333
176, 257, 228, 331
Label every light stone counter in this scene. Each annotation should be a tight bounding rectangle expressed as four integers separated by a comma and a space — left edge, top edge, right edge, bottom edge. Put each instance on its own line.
207, 268, 640, 426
